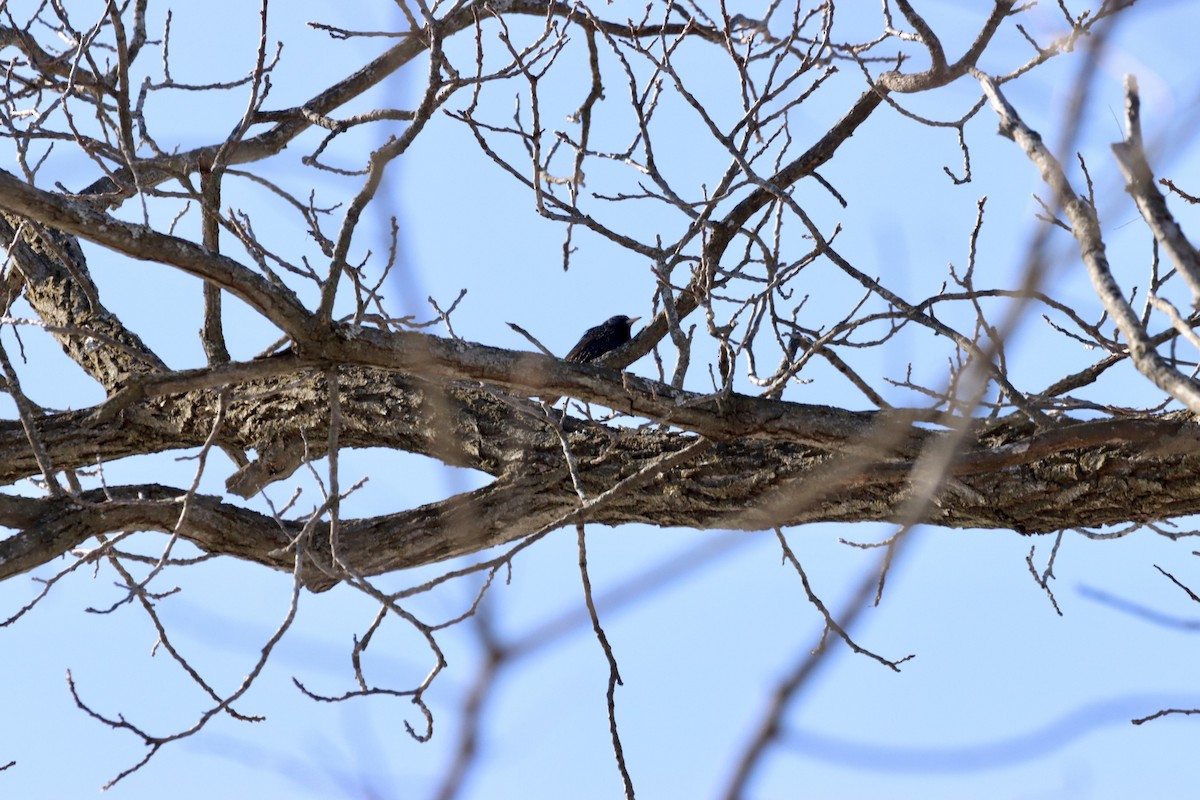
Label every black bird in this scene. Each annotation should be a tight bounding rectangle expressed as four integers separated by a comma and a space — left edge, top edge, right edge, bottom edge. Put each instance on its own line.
565, 315, 640, 363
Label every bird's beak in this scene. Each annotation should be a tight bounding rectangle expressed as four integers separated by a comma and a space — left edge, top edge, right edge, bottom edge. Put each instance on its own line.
629, 317, 641, 325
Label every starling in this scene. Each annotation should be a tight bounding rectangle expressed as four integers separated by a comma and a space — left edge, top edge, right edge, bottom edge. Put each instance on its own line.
565, 315, 640, 363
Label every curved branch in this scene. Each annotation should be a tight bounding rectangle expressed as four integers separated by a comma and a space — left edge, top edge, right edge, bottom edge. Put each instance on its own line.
0, 213, 167, 388
0, 169, 313, 337
78, 1, 725, 203
4, 396, 1200, 594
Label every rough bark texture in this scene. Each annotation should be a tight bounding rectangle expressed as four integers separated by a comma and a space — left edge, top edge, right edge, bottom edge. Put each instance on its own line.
0, 0, 1184, 598
1, 339, 1198, 592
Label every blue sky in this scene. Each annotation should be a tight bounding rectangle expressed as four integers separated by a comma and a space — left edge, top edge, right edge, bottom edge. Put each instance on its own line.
2, 1, 1200, 798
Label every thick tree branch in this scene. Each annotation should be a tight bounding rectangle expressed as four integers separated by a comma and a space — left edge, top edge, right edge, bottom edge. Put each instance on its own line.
0, 213, 167, 387
3, 360, 1200, 594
